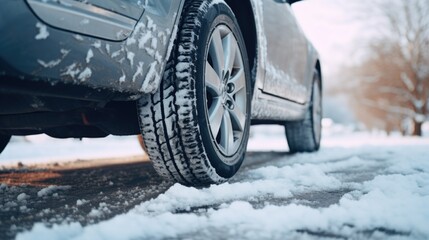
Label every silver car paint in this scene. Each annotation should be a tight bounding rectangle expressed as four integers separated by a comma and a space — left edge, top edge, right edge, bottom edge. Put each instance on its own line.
248, 0, 320, 121
27, 0, 138, 41
24, 0, 319, 121
22, 0, 184, 96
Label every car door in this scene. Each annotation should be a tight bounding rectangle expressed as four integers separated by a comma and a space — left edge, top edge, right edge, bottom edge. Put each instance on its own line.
261, 0, 309, 104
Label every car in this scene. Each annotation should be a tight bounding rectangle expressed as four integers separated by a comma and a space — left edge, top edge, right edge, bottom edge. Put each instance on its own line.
0, 0, 322, 186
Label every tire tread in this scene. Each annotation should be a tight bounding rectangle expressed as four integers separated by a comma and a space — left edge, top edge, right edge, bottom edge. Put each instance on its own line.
139, 0, 227, 186
285, 72, 321, 153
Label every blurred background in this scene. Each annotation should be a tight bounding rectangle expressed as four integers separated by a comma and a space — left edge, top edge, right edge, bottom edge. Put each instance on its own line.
293, 0, 429, 136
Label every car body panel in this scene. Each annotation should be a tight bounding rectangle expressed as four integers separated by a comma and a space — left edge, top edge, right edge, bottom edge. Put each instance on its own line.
0, 0, 320, 136
261, 0, 308, 104
27, 0, 139, 41
248, 0, 320, 122
0, 0, 184, 100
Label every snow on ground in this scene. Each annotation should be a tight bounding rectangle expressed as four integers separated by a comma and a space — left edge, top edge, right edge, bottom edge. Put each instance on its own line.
0, 135, 144, 167
14, 122, 429, 240
37, 185, 72, 198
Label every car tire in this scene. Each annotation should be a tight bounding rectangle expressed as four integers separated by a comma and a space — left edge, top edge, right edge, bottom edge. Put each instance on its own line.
285, 70, 322, 153
138, 0, 251, 186
0, 135, 11, 154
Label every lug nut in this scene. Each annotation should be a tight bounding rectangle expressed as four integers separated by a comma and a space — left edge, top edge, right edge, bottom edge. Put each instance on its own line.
226, 100, 234, 110
227, 83, 235, 93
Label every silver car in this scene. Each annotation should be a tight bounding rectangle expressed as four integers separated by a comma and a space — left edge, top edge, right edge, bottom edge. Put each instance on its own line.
0, 0, 322, 186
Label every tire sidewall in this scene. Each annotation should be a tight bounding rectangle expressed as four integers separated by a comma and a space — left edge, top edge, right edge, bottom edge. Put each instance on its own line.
195, 2, 251, 178
311, 73, 322, 150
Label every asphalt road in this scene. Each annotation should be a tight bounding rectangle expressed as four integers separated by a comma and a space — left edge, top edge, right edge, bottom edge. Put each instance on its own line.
0, 151, 399, 239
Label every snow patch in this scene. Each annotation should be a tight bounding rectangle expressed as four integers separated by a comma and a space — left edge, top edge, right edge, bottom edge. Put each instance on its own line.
150, 37, 158, 49
111, 49, 122, 58
61, 63, 80, 79
74, 34, 84, 41
78, 67, 92, 82
119, 72, 126, 83
35, 22, 49, 40
37, 59, 61, 68
92, 41, 102, 49
146, 16, 156, 31
5, 201, 18, 208
76, 199, 89, 206
88, 203, 111, 218
127, 52, 135, 67
138, 32, 153, 49
141, 62, 160, 93
88, 209, 103, 218
209, 0, 226, 7
37, 186, 71, 198
17, 193, 30, 202
86, 49, 94, 63
37, 49, 70, 69
132, 62, 144, 82
105, 44, 111, 54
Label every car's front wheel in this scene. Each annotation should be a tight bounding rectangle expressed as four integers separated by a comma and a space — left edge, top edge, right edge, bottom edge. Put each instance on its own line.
138, 0, 251, 186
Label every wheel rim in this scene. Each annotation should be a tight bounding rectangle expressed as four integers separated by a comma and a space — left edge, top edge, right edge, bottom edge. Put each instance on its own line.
204, 25, 247, 159
312, 81, 322, 143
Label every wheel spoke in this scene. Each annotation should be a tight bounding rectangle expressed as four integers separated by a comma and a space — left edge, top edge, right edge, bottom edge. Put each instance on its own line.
209, 29, 225, 77
223, 33, 237, 75
220, 110, 234, 154
205, 62, 222, 95
228, 102, 246, 131
209, 99, 224, 138
229, 68, 245, 95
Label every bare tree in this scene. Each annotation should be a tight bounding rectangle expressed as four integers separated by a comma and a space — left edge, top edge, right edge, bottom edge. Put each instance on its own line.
345, 0, 429, 136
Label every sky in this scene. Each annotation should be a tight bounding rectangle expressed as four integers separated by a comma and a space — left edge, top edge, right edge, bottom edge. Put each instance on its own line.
292, 0, 368, 84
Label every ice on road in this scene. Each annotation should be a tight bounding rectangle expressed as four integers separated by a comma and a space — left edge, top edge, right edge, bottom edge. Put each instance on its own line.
12, 125, 429, 239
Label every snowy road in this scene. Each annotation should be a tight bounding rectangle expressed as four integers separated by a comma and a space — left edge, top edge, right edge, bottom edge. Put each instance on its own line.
1, 125, 429, 239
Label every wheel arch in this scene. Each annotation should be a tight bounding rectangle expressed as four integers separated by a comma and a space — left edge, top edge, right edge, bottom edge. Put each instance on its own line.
224, 0, 257, 88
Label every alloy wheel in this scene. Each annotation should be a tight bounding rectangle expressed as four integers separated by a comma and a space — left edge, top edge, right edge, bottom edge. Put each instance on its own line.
204, 25, 247, 160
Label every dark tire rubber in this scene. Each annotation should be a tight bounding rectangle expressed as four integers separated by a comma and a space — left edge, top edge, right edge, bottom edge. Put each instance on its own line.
0, 135, 11, 154
285, 70, 322, 153
137, 0, 251, 186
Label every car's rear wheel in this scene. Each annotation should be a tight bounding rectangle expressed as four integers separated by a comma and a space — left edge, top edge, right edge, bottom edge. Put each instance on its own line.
138, 0, 251, 186
285, 70, 322, 153
0, 135, 11, 154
